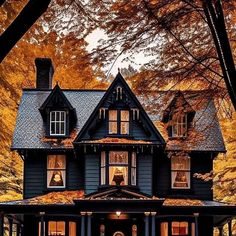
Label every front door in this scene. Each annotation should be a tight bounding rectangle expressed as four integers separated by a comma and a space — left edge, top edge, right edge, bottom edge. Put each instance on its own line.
106, 220, 131, 236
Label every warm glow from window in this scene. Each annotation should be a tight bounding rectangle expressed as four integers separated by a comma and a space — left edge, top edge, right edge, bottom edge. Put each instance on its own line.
50, 111, 66, 135
160, 222, 168, 236
171, 156, 190, 189
109, 151, 128, 186
172, 222, 188, 235
108, 110, 129, 135
47, 155, 66, 188
48, 221, 65, 236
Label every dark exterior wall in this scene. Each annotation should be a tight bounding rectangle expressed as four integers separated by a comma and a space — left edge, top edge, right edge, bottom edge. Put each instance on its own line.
84, 153, 100, 194
155, 152, 213, 200
24, 151, 83, 199
138, 154, 153, 195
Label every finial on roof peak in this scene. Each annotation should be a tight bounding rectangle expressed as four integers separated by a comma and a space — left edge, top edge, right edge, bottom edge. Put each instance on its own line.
118, 68, 120, 73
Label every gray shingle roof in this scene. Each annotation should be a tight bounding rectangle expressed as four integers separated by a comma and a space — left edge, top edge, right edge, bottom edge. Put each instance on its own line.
12, 89, 226, 152
12, 90, 105, 149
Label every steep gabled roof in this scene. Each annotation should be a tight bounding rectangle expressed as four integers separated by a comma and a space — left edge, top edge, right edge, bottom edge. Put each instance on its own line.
12, 85, 225, 152
74, 72, 165, 145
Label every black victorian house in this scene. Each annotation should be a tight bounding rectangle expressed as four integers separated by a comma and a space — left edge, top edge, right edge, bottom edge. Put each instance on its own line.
0, 58, 235, 236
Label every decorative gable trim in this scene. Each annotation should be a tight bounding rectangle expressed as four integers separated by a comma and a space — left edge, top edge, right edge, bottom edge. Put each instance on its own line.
73, 72, 165, 144
39, 84, 77, 136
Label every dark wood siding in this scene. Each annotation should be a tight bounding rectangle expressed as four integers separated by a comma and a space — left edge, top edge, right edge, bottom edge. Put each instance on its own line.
24, 153, 46, 199
138, 154, 152, 195
85, 154, 100, 194
155, 152, 213, 200
24, 151, 83, 199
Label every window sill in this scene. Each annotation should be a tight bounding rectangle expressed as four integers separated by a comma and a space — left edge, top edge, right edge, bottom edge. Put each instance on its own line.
45, 135, 70, 139
168, 188, 194, 195
43, 188, 66, 193
98, 185, 139, 191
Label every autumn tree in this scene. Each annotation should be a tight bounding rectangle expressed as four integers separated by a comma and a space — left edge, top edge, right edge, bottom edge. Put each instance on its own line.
61, 0, 235, 109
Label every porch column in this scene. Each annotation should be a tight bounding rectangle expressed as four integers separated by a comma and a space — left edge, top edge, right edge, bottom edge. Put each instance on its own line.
228, 220, 232, 236
40, 212, 45, 236
8, 218, 13, 236
151, 212, 156, 236
193, 213, 199, 236
0, 213, 4, 236
87, 212, 92, 236
218, 226, 223, 236
144, 212, 150, 236
80, 212, 86, 236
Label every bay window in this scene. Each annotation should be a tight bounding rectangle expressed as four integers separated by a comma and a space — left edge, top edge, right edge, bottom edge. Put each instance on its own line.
47, 155, 66, 188
108, 110, 129, 135
171, 156, 190, 189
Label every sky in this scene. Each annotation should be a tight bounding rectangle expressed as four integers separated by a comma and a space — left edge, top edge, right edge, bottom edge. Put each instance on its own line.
85, 29, 155, 77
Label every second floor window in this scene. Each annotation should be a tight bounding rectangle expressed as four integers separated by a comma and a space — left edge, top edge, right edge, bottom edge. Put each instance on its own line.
171, 156, 190, 189
47, 155, 66, 188
100, 151, 136, 186
171, 114, 187, 138
108, 110, 129, 135
50, 111, 66, 136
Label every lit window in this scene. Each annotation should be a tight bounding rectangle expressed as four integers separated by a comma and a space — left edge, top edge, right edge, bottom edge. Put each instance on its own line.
171, 114, 187, 138
48, 221, 65, 236
50, 111, 66, 136
160, 222, 168, 236
108, 110, 129, 135
101, 151, 106, 185
171, 156, 190, 189
109, 110, 118, 134
69, 222, 76, 236
120, 110, 129, 134
109, 151, 128, 186
132, 225, 137, 236
100, 151, 137, 186
172, 222, 188, 235
47, 155, 66, 188
39, 221, 76, 236
131, 152, 136, 186
161, 222, 195, 236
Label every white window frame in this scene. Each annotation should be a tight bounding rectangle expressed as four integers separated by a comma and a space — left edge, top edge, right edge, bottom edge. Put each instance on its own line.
171, 156, 191, 189
172, 114, 187, 138
50, 111, 66, 136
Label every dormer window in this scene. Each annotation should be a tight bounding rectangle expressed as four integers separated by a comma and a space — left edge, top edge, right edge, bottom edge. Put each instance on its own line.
108, 110, 129, 135
50, 111, 66, 136
171, 114, 187, 138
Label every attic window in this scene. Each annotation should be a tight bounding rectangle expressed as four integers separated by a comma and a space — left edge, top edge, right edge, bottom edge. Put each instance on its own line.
131, 108, 140, 120
171, 114, 187, 138
116, 86, 123, 100
50, 111, 66, 136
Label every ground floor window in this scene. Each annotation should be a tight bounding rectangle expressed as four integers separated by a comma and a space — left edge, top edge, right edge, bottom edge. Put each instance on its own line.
161, 221, 195, 236
39, 220, 76, 236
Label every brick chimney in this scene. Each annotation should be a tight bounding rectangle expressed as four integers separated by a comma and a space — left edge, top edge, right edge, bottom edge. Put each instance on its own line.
35, 58, 54, 89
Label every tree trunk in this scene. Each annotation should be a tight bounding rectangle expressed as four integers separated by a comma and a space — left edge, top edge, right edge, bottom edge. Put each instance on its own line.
0, 0, 51, 63
202, 0, 236, 110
